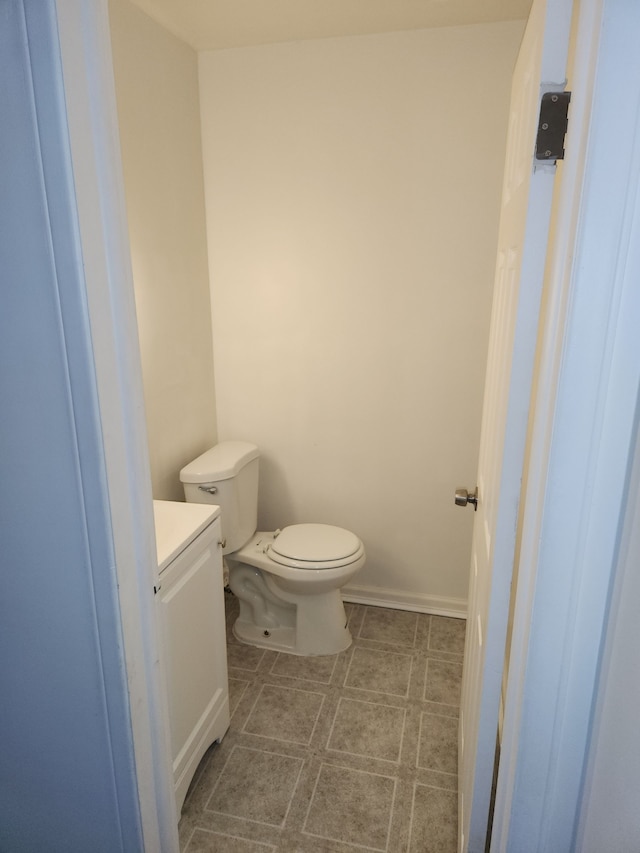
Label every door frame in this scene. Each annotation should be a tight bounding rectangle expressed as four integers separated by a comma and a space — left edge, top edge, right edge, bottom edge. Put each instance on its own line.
492, 0, 640, 847
55, 2, 179, 850
52, 0, 640, 850
460, 0, 573, 847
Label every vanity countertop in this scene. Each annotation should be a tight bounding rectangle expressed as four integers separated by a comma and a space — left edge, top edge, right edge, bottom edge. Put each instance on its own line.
153, 499, 221, 572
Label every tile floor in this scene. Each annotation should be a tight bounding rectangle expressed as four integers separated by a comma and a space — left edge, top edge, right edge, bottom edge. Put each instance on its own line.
179, 593, 465, 853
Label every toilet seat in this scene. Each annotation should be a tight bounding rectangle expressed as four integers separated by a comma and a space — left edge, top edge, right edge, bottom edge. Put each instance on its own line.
267, 523, 364, 570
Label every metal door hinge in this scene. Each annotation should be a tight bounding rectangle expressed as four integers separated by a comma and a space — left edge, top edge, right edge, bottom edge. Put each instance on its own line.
535, 91, 571, 162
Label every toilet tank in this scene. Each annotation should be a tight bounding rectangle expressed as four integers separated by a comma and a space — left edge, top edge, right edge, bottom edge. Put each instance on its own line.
180, 442, 259, 554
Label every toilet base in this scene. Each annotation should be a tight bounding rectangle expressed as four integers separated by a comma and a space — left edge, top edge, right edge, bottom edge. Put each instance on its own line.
227, 547, 361, 656
232, 615, 352, 656
232, 621, 295, 654
228, 563, 353, 655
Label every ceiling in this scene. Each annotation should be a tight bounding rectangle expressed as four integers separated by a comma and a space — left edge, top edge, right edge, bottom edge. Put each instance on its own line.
128, 0, 532, 52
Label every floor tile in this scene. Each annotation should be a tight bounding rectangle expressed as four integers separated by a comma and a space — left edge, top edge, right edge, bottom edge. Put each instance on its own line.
345, 646, 412, 697
207, 746, 303, 827
227, 643, 267, 672
243, 684, 325, 745
185, 829, 275, 852
303, 763, 396, 850
270, 653, 337, 684
424, 659, 463, 706
418, 713, 458, 774
229, 678, 250, 716
182, 597, 462, 852
358, 606, 419, 648
429, 616, 466, 655
327, 698, 406, 762
409, 785, 457, 853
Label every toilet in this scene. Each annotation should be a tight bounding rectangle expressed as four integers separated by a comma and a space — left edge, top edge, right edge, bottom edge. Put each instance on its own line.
180, 441, 365, 655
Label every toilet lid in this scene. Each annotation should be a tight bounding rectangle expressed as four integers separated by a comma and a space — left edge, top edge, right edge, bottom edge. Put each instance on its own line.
269, 523, 361, 565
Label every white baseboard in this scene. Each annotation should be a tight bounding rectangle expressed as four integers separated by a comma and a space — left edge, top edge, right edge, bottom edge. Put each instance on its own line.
341, 583, 467, 619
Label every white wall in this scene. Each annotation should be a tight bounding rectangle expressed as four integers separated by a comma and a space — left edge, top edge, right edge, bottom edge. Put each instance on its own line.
109, 0, 216, 500
198, 22, 524, 613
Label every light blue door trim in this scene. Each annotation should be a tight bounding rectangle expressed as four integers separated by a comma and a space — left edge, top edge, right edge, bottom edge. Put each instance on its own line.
0, 2, 146, 849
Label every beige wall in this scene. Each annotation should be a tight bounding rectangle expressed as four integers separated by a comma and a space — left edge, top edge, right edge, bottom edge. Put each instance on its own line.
109, 0, 216, 500
199, 22, 524, 613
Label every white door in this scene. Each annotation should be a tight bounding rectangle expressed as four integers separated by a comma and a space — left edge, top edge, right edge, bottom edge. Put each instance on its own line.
458, 1, 573, 850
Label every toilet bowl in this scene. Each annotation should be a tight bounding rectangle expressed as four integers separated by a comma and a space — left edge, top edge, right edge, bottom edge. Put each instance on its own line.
180, 443, 365, 656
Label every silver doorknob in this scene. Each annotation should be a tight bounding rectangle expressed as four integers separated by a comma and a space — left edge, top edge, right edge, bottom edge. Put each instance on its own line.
455, 487, 478, 511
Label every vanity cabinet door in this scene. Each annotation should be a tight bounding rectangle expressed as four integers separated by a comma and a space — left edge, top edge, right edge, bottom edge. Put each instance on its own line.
157, 516, 229, 811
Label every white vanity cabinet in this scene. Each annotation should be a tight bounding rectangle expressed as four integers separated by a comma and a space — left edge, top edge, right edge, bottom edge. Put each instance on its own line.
153, 500, 230, 813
